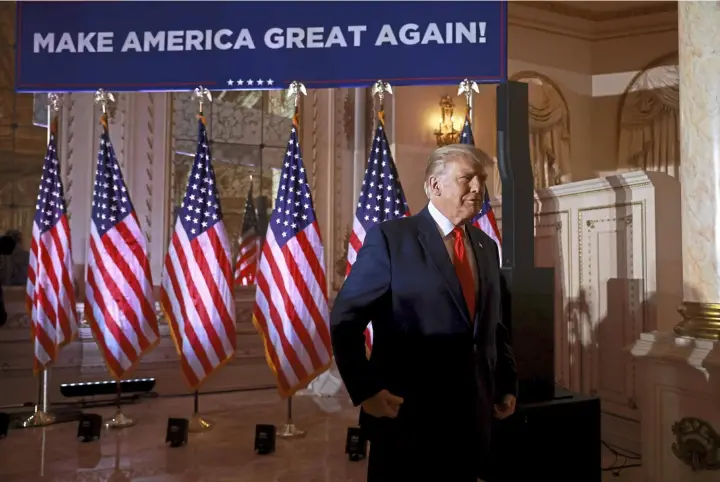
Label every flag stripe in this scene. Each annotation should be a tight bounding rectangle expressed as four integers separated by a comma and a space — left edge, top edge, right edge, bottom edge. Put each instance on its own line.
162, 241, 214, 385
84, 279, 127, 376
256, 253, 308, 387
281, 232, 330, 355
252, 284, 292, 392
201, 227, 236, 343
98, 231, 151, 351
264, 231, 319, 374
85, 265, 133, 375
89, 231, 144, 358
48, 222, 76, 342
171, 231, 226, 365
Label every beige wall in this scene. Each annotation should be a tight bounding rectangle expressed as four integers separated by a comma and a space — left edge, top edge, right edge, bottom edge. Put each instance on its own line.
388, 12, 678, 214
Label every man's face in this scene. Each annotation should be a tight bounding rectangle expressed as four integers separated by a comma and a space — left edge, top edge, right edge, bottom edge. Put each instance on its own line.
430, 156, 487, 224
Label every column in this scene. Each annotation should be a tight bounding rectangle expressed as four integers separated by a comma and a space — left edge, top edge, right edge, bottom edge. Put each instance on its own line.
123, 92, 172, 283
630, 4, 720, 481
674, 1, 720, 340
59, 93, 98, 286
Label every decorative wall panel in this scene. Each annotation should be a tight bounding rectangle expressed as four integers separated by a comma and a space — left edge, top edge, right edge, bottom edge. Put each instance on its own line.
579, 202, 645, 419
491, 170, 682, 450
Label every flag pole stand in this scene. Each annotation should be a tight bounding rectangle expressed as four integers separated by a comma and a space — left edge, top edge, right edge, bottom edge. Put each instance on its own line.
276, 396, 306, 438
188, 390, 212, 432
105, 380, 135, 429
20, 368, 56, 428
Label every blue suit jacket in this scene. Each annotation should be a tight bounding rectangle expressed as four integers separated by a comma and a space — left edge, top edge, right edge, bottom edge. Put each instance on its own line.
331, 206, 517, 443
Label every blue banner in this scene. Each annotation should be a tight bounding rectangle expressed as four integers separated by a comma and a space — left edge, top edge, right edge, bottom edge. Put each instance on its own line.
15, 1, 507, 93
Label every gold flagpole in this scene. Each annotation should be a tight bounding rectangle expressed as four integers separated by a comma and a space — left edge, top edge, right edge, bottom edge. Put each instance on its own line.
21, 93, 62, 429
458, 79, 479, 119
186, 85, 215, 434
93, 89, 135, 430
371, 80, 393, 118
276, 81, 308, 440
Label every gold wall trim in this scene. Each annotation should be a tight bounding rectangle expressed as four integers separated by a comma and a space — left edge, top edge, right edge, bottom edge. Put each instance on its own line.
672, 417, 720, 471
515, 1, 677, 22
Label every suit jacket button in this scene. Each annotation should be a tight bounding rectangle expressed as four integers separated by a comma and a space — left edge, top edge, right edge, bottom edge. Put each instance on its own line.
473, 345, 478, 353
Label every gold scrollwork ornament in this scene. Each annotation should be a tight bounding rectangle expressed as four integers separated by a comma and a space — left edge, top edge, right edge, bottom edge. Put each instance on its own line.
335, 226, 351, 281
671, 417, 720, 471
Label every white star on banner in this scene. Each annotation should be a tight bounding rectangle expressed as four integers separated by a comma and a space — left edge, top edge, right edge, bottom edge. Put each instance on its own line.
224, 78, 280, 89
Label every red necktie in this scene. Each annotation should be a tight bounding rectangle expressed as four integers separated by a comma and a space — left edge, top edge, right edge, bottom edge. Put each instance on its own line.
452, 227, 476, 318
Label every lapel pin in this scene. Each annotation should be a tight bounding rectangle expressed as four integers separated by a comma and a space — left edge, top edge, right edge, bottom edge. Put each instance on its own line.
478, 242, 483, 249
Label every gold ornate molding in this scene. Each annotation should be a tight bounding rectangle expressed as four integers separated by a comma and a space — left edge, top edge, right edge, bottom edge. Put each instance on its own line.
672, 417, 720, 471
516, 1, 677, 22
343, 92, 354, 150
509, 1, 677, 41
335, 226, 350, 283
144, 93, 156, 244
675, 302, 720, 341
333, 89, 347, 292
310, 90, 318, 203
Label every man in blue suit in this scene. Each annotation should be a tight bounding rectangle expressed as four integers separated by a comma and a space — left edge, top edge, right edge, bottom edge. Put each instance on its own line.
331, 144, 517, 481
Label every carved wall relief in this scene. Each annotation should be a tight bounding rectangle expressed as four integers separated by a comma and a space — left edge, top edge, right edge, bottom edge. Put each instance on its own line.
617, 52, 679, 178
510, 71, 571, 189
672, 417, 720, 471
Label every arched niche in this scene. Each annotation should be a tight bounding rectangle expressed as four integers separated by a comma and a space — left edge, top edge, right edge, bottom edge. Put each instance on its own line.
509, 71, 571, 189
617, 52, 679, 178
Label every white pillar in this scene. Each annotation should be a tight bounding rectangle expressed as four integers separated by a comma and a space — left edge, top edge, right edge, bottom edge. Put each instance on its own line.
675, 1, 720, 340
631, 5, 720, 482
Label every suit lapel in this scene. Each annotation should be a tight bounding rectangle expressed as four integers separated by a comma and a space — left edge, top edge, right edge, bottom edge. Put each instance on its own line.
417, 208, 471, 326
466, 225, 488, 324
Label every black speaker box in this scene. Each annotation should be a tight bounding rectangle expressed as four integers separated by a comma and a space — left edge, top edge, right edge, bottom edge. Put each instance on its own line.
345, 426, 367, 461
486, 388, 601, 482
166, 418, 189, 447
255, 424, 276, 455
0, 412, 9, 438
495, 82, 556, 403
77, 413, 102, 442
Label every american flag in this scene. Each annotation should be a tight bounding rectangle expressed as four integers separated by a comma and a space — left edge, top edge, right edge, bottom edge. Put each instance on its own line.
252, 115, 332, 397
460, 114, 502, 252
346, 114, 409, 351
161, 117, 236, 390
26, 119, 78, 372
84, 118, 159, 380
234, 182, 260, 287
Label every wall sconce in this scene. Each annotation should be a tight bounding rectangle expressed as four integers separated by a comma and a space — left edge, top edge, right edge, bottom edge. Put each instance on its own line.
433, 95, 461, 147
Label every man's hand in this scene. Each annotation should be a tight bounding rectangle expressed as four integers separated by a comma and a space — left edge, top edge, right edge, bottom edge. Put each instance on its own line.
361, 389, 404, 418
493, 394, 516, 420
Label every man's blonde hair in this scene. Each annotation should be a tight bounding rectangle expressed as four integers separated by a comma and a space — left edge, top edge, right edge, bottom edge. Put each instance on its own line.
423, 144, 493, 199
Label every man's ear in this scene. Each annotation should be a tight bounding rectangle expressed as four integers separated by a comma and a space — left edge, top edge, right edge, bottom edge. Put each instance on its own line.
428, 176, 441, 196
